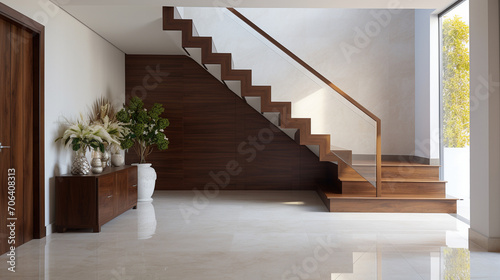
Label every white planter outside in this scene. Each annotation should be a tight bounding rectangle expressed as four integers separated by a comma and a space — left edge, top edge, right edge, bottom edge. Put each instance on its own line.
443, 146, 470, 199
132, 163, 157, 202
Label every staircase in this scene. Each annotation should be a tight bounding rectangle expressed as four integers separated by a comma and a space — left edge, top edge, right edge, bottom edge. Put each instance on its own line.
163, 7, 343, 161
163, 7, 458, 213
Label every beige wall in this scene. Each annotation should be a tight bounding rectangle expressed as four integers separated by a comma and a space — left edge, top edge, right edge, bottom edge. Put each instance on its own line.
2, 0, 125, 234
469, 0, 500, 251
414, 10, 440, 162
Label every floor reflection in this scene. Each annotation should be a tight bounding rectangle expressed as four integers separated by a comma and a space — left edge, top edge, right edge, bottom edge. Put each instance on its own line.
330, 247, 471, 280
441, 248, 470, 279
0, 191, 496, 279
137, 201, 157, 240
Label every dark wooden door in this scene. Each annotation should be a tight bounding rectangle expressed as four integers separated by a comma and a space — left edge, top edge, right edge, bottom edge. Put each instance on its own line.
0, 16, 34, 255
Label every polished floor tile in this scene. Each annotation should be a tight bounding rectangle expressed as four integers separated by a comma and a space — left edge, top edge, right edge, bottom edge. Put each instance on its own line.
0, 190, 498, 279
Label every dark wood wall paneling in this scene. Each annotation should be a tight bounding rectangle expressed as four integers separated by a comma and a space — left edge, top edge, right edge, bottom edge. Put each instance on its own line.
125, 55, 331, 190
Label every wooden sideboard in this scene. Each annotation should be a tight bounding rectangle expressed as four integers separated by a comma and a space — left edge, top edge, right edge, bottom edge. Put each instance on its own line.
55, 165, 138, 233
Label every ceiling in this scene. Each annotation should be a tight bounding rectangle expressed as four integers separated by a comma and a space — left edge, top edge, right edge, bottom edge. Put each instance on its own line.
60, 0, 455, 9
58, 0, 456, 54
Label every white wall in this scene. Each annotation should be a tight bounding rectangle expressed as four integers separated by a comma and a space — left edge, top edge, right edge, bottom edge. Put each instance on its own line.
2, 0, 125, 234
469, 0, 500, 251
414, 10, 440, 162
184, 8, 415, 156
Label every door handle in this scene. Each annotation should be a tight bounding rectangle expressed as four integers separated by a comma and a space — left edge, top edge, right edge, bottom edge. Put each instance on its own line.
0, 142, 10, 152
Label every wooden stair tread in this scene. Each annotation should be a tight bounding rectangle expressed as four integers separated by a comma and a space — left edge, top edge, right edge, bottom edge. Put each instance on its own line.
382, 178, 446, 183
352, 162, 440, 167
329, 195, 458, 201
331, 146, 351, 151
340, 177, 446, 183
322, 191, 458, 201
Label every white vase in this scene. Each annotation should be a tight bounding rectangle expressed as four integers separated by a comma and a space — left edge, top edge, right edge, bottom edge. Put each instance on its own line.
101, 150, 111, 168
132, 163, 157, 202
90, 157, 103, 174
111, 153, 125, 167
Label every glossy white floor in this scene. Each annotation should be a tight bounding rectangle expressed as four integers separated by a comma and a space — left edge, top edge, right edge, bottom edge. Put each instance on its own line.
1, 191, 499, 279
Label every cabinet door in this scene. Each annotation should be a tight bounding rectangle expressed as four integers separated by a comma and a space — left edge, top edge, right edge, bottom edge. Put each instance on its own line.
128, 167, 138, 208
55, 177, 97, 230
98, 174, 115, 224
116, 169, 128, 214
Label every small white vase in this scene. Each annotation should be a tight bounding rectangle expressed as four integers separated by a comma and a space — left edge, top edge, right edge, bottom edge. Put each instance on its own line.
132, 163, 157, 202
111, 153, 125, 167
90, 153, 103, 174
91, 159, 103, 174
101, 150, 111, 168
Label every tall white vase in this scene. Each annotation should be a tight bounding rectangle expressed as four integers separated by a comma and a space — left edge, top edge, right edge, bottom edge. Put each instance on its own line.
132, 163, 157, 202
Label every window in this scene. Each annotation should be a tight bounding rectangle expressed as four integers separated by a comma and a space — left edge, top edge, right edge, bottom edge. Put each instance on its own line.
439, 0, 470, 221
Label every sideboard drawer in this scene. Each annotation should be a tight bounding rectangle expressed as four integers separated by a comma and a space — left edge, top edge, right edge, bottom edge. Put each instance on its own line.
128, 168, 137, 186
98, 173, 115, 196
98, 192, 114, 223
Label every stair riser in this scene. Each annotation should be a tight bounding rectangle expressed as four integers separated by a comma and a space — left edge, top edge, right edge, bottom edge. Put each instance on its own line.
382, 166, 439, 180
351, 166, 440, 180
382, 182, 445, 197
341, 182, 376, 196
340, 166, 440, 180
342, 181, 446, 197
327, 198, 456, 213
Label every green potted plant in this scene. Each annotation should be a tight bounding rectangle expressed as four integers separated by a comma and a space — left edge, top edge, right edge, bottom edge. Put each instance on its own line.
117, 96, 169, 201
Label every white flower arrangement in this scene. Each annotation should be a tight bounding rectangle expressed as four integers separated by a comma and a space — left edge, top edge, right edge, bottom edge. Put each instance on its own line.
56, 97, 131, 155
99, 115, 130, 153
56, 114, 119, 154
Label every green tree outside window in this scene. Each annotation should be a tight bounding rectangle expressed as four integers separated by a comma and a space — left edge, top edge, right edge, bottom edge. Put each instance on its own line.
442, 15, 470, 148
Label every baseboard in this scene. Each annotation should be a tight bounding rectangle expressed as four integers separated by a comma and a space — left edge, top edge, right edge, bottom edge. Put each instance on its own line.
429, 158, 440, 165
469, 229, 500, 252
45, 223, 53, 236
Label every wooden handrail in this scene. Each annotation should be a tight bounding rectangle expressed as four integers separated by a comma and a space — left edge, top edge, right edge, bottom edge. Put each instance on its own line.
227, 7, 382, 194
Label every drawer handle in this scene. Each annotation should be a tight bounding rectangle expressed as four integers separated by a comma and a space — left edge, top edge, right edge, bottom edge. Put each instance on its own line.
132, 184, 137, 188
107, 195, 113, 199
